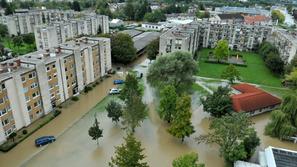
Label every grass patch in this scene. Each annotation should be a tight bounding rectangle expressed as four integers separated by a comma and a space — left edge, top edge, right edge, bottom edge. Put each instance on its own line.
1, 37, 36, 56
260, 86, 296, 99
197, 48, 282, 87
88, 96, 120, 115
192, 83, 209, 95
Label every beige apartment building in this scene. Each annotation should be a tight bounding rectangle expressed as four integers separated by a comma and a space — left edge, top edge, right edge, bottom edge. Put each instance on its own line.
0, 37, 112, 144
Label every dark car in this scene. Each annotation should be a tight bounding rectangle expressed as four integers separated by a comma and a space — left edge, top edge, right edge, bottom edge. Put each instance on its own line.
35, 136, 56, 147
113, 79, 124, 85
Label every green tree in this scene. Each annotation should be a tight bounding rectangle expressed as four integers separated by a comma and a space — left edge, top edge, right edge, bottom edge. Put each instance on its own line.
88, 117, 103, 145
265, 51, 284, 75
221, 64, 240, 84
280, 95, 297, 127
120, 73, 142, 102
172, 152, 205, 167
147, 51, 197, 93
272, 10, 285, 24
122, 95, 147, 132
159, 85, 177, 123
111, 33, 137, 64
196, 113, 260, 163
22, 33, 35, 44
146, 38, 159, 61
283, 68, 297, 90
0, 24, 8, 37
214, 39, 229, 62
109, 134, 149, 167
106, 100, 123, 123
12, 36, 23, 52
201, 86, 233, 117
5, 4, 14, 15
0, 0, 7, 8
134, 0, 151, 21
243, 130, 260, 158
168, 94, 195, 142
144, 10, 166, 23
124, 0, 135, 20
265, 110, 297, 140
72, 1, 81, 11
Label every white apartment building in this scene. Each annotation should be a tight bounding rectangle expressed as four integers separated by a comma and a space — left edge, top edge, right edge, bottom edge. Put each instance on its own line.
0, 37, 112, 144
34, 25, 59, 50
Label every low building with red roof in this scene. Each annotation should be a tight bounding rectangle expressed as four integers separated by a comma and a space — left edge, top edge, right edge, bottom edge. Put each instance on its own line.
231, 83, 281, 116
244, 15, 271, 25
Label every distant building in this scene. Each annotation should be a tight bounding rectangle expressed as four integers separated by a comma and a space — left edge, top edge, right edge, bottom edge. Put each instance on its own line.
215, 6, 270, 16
218, 13, 245, 23
133, 32, 160, 55
243, 15, 271, 25
142, 23, 164, 31
110, 19, 124, 28
231, 84, 281, 116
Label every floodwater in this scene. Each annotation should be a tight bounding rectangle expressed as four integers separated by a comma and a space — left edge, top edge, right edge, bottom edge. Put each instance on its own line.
1, 57, 297, 167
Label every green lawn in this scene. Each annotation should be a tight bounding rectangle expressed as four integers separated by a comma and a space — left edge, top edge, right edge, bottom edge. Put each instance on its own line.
197, 48, 282, 87
1, 37, 36, 56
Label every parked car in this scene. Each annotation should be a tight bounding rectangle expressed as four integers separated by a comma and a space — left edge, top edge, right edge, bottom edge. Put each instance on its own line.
35, 136, 56, 147
109, 88, 121, 95
113, 79, 124, 85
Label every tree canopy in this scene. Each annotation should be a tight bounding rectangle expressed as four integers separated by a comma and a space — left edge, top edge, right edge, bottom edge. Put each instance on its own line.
214, 40, 229, 62
88, 117, 103, 145
283, 68, 297, 90
271, 10, 285, 24
172, 152, 205, 167
147, 51, 197, 93
144, 10, 166, 23
106, 100, 123, 123
221, 64, 240, 84
146, 38, 159, 61
111, 33, 137, 64
159, 85, 177, 123
109, 134, 149, 167
201, 86, 233, 117
168, 94, 195, 142
196, 113, 260, 162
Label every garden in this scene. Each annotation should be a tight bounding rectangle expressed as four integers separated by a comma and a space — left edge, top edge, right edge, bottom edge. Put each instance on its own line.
197, 48, 282, 87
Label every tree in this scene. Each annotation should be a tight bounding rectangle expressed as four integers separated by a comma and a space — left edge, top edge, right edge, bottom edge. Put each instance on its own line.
258, 41, 278, 60
124, 0, 135, 20
280, 95, 297, 127
196, 113, 260, 163
109, 134, 149, 167
168, 94, 195, 142
272, 10, 285, 24
8, 132, 17, 142
243, 130, 260, 158
283, 68, 297, 90
134, 0, 151, 21
158, 85, 177, 123
122, 95, 147, 132
214, 40, 229, 62
72, 1, 81, 11
22, 33, 35, 44
106, 100, 123, 123
0, 0, 7, 8
5, 4, 14, 15
201, 86, 233, 117
172, 152, 205, 167
12, 36, 23, 52
144, 10, 166, 23
265, 110, 297, 140
119, 73, 142, 102
146, 38, 159, 61
88, 117, 103, 145
0, 24, 8, 37
221, 64, 240, 84
147, 51, 197, 93
111, 33, 137, 64
265, 51, 284, 75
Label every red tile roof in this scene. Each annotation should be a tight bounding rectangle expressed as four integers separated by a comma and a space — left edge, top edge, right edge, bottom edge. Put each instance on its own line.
231, 84, 281, 112
244, 15, 270, 24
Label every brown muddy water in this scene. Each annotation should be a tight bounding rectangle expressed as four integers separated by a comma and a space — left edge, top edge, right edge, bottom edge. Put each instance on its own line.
1, 57, 297, 167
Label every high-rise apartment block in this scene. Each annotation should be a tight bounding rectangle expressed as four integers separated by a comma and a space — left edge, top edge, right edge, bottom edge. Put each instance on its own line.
0, 37, 112, 144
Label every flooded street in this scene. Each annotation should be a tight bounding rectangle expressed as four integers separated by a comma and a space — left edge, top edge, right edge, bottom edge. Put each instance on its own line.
1, 57, 297, 167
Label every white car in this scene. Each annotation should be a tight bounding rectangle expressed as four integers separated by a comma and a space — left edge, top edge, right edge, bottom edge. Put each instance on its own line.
109, 88, 121, 95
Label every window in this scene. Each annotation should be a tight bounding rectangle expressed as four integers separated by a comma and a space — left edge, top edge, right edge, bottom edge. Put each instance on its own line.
21, 76, 26, 82
52, 64, 56, 68
0, 109, 7, 116
65, 67, 68, 72
1, 84, 5, 90
2, 118, 9, 126
53, 73, 57, 78
27, 105, 31, 111
48, 76, 52, 80
46, 67, 50, 71
31, 83, 38, 89
25, 96, 30, 102
29, 74, 33, 78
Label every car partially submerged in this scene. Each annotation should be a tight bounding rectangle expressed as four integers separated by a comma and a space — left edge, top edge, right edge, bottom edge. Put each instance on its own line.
35, 136, 56, 147
109, 88, 121, 95
113, 79, 124, 85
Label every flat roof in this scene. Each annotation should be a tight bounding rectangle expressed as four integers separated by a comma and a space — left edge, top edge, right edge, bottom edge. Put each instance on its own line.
121, 30, 143, 38
133, 32, 160, 52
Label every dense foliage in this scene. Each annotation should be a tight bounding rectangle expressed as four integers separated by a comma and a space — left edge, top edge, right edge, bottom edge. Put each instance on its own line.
271, 10, 285, 24
146, 38, 159, 61
197, 113, 260, 163
172, 152, 205, 167
88, 117, 103, 145
201, 86, 233, 117
221, 64, 240, 84
214, 40, 229, 62
147, 51, 197, 93
158, 85, 177, 123
111, 33, 137, 64
106, 100, 123, 123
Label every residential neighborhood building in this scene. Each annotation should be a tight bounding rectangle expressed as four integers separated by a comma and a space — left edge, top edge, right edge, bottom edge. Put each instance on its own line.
0, 36, 112, 144
231, 84, 282, 116
141, 23, 164, 31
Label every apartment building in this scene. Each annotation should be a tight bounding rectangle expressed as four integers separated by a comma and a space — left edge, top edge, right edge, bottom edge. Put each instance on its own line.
160, 20, 272, 56
34, 15, 109, 50
267, 29, 297, 63
0, 37, 112, 144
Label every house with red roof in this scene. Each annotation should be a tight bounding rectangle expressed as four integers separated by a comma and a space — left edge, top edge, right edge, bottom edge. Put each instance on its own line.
244, 15, 271, 25
231, 83, 282, 116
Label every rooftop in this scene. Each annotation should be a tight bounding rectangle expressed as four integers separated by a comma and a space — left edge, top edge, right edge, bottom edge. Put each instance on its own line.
231, 84, 281, 112
133, 32, 160, 52
218, 13, 244, 20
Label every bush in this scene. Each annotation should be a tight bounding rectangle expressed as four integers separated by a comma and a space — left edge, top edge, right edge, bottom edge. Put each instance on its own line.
53, 110, 61, 117
22, 129, 28, 135
71, 96, 79, 101
84, 86, 93, 93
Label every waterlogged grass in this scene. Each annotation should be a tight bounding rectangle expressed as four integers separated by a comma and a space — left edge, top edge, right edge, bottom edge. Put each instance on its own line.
260, 86, 296, 99
197, 49, 282, 87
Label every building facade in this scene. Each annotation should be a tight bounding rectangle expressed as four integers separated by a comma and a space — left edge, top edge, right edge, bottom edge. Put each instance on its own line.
0, 37, 112, 144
